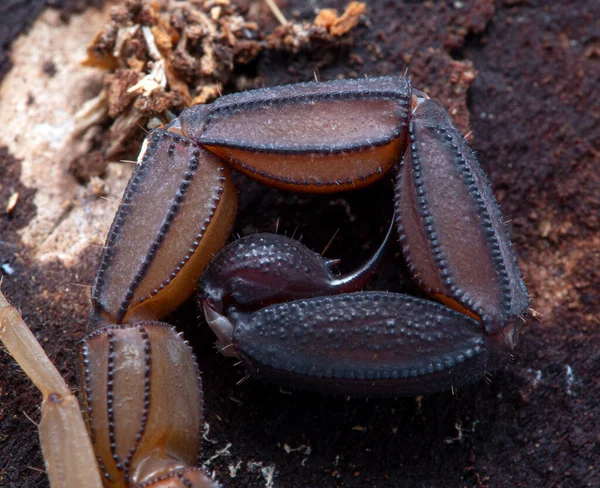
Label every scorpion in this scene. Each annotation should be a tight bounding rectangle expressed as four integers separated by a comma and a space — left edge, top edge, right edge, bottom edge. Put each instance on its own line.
0, 75, 529, 487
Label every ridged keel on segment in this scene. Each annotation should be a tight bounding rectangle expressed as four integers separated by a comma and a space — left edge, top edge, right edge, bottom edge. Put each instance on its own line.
179, 76, 412, 192
76, 322, 214, 487
395, 100, 529, 333
91, 130, 237, 326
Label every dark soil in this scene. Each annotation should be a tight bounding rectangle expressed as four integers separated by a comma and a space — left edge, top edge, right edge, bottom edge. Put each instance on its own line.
0, 1, 598, 487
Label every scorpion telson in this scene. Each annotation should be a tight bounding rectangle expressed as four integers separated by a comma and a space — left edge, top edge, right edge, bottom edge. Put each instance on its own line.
0, 76, 529, 487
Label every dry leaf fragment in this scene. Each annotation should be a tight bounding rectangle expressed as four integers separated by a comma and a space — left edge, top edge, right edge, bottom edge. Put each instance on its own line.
331, 2, 366, 37
191, 83, 222, 105
314, 9, 339, 30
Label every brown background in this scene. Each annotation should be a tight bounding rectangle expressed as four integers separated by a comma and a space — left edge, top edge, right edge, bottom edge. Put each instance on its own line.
0, 1, 598, 487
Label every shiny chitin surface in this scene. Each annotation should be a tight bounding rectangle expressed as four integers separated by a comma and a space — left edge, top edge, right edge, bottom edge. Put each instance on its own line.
91, 130, 237, 326
83, 127, 231, 486
197, 80, 528, 397
200, 218, 393, 313
199, 231, 518, 396
230, 292, 493, 396
199, 221, 393, 357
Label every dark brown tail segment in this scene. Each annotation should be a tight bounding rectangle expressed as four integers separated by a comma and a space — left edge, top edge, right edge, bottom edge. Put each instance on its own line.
229, 292, 492, 397
395, 99, 529, 334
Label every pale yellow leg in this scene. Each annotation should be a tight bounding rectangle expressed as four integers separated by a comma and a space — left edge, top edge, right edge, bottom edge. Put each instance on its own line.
0, 290, 103, 488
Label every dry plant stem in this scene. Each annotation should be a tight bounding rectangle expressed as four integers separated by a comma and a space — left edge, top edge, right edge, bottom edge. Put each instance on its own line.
263, 0, 288, 25
0, 290, 104, 488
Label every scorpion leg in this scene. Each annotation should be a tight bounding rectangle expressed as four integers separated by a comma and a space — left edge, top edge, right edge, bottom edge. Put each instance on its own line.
0, 290, 104, 488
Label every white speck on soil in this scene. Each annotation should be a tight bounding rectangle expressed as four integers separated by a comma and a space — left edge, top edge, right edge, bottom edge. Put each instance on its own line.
565, 364, 575, 395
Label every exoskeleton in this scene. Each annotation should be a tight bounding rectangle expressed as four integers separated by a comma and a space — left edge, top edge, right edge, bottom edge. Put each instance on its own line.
0, 76, 528, 487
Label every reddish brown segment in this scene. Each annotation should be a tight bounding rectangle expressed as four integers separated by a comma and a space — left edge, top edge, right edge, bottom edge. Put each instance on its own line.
395, 100, 529, 333
90, 130, 237, 326
178, 76, 411, 192
76, 322, 214, 487
199, 218, 393, 314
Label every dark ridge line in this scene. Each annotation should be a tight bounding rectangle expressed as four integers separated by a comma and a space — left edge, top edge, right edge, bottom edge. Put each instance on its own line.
80, 341, 114, 481
205, 79, 411, 119
442, 125, 513, 328
407, 120, 450, 298
115, 132, 200, 322
395, 123, 426, 292
137, 164, 225, 304
122, 325, 151, 484
198, 125, 406, 155
91, 133, 158, 310
106, 330, 119, 470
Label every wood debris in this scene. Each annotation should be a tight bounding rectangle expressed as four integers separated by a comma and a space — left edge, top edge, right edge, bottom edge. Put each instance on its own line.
6, 192, 18, 214
75, 0, 366, 160
315, 2, 366, 36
